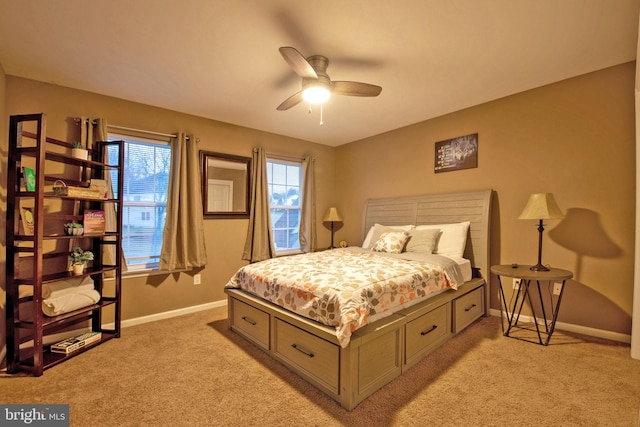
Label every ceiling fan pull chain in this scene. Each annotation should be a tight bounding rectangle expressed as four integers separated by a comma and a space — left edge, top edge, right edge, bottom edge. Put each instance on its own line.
305, 102, 324, 125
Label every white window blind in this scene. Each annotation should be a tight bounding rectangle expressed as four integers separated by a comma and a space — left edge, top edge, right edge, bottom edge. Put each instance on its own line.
108, 132, 172, 271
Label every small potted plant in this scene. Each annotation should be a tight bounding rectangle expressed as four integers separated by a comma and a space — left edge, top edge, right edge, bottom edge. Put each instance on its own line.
71, 141, 88, 160
64, 222, 84, 236
69, 247, 94, 275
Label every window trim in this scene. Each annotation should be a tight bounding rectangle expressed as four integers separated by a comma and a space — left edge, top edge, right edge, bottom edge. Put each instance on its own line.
266, 156, 303, 256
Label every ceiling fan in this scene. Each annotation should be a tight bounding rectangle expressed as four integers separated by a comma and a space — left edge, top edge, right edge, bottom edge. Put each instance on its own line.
276, 46, 382, 111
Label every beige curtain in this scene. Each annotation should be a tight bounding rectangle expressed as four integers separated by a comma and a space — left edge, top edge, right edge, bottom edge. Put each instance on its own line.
93, 119, 127, 275
298, 156, 316, 252
242, 147, 275, 262
159, 133, 208, 270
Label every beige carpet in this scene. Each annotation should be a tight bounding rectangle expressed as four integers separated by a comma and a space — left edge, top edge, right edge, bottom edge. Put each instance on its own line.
2, 307, 639, 426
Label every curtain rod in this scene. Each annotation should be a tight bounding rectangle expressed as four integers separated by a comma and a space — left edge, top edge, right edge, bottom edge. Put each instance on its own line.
261, 149, 307, 163
109, 124, 178, 139
75, 118, 195, 141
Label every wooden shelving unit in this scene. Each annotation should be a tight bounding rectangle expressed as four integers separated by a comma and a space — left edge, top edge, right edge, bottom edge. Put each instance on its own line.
5, 113, 124, 376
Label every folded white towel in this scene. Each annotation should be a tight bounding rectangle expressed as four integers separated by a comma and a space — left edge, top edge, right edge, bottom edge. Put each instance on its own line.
42, 276, 94, 299
42, 289, 101, 317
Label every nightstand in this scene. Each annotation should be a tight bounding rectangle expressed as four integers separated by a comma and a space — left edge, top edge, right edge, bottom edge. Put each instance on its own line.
491, 264, 573, 345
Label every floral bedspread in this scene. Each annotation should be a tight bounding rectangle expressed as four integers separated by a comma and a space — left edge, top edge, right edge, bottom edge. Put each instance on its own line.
225, 248, 463, 348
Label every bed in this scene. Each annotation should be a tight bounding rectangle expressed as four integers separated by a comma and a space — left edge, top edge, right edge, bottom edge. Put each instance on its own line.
225, 189, 493, 410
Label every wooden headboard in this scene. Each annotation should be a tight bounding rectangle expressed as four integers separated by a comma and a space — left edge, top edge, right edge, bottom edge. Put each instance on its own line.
362, 189, 493, 280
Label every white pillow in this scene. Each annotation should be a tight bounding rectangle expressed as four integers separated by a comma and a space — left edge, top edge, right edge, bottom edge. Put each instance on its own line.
405, 228, 441, 254
370, 231, 410, 254
415, 221, 471, 258
362, 224, 414, 249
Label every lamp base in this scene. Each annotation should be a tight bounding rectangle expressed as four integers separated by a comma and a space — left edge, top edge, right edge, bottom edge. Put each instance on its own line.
529, 263, 550, 272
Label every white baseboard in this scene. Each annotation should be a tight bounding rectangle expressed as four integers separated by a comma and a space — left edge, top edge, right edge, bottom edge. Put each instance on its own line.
119, 303, 632, 343
27, 300, 228, 344
129, 303, 631, 344
489, 309, 631, 344
119, 299, 228, 329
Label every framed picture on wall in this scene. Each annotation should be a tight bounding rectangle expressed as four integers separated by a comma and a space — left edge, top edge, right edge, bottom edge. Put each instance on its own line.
434, 133, 478, 173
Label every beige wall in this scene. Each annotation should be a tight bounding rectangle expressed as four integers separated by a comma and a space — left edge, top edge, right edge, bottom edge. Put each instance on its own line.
2, 76, 336, 321
1, 62, 635, 339
335, 62, 636, 336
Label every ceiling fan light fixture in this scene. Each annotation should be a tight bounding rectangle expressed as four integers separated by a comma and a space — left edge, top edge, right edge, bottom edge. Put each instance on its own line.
276, 47, 381, 111
302, 85, 331, 104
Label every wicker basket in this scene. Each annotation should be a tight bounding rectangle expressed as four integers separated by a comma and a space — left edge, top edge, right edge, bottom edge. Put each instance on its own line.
52, 180, 103, 199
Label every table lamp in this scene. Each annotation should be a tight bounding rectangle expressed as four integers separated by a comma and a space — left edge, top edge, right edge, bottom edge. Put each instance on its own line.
323, 207, 343, 249
518, 193, 564, 271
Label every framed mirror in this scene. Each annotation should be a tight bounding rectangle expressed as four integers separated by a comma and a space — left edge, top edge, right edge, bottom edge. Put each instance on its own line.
201, 151, 251, 218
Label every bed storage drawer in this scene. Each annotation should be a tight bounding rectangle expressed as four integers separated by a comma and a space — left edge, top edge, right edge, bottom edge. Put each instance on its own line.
453, 285, 485, 333
274, 318, 339, 394
350, 314, 404, 399
404, 303, 451, 367
229, 298, 270, 350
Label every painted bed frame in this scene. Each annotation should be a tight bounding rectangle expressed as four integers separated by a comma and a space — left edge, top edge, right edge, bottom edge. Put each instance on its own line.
225, 189, 493, 410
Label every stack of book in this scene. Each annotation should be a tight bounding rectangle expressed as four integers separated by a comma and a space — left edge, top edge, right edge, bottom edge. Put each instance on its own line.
51, 331, 102, 354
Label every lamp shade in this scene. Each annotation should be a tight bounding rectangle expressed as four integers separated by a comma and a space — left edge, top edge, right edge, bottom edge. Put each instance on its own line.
518, 193, 564, 220
323, 207, 343, 222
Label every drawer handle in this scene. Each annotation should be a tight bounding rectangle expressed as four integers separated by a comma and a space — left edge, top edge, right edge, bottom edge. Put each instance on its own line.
420, 325, 438, 336
241, 316, 257, 326
291, 343, 314, 358
464, 303, 477, 312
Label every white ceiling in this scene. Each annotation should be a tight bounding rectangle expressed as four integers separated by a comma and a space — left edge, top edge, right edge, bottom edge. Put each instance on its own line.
0, 0, 638, 147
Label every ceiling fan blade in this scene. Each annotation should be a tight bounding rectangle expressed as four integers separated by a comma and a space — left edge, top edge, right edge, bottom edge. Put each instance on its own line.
332, 81, 382, 97
279, 46, 317, 79
277, 91, 303, 111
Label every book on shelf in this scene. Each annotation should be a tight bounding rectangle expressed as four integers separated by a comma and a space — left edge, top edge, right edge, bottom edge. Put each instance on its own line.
51, 331, 102, 354
21, 166, 36, 191
83, 210, 105, 234
20, 206, 34, 236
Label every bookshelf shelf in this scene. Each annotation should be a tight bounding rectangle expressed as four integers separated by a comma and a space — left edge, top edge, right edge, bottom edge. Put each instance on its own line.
16, 332, 118, 374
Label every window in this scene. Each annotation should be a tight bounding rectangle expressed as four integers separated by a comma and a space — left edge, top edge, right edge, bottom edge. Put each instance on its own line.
108, 133, 171, 270
267, 158, 302, 253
